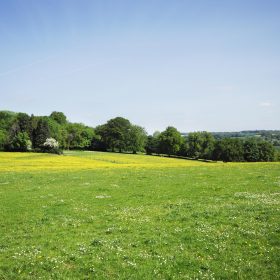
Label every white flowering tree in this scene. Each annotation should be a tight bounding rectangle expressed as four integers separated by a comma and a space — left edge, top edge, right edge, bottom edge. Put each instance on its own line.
43, 138, 60, 153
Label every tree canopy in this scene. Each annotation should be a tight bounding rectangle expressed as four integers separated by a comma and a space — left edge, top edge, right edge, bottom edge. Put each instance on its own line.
158, 126, 183, 156
0, 110, 277, 161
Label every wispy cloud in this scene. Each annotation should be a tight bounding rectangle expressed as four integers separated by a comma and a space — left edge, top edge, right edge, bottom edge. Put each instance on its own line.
0, 56, 55, 78
38, 57, 120, 82
259, 101, 272, 107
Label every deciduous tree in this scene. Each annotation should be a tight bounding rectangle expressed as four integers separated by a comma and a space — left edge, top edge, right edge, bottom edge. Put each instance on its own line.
158, 126, 183, 156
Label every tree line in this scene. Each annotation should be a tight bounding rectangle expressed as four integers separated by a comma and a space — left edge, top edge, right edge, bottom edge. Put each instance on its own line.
0, 110, 277, 161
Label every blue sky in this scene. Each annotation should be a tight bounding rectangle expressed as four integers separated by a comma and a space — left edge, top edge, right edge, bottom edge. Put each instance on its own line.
0, 0, 279, 133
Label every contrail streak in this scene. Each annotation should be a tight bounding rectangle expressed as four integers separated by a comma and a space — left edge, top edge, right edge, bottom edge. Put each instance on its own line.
0, 55, 55, 77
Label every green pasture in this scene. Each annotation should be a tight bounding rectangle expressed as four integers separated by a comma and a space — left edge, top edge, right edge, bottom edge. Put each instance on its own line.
0, 151, 279, 279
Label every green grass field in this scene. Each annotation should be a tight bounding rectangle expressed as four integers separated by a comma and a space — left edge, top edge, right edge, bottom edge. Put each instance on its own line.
0, 151, 279, 279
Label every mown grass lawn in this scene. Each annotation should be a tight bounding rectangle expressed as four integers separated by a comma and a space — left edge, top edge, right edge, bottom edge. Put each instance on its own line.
0, 151, 279, 279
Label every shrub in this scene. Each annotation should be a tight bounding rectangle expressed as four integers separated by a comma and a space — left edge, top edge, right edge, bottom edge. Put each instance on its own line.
42, 138, 61, 154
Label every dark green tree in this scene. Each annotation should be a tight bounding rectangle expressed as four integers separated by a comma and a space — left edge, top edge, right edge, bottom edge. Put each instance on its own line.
158, 126, 183, 156
213, 138, 244, 162
33, 118, 51, 148
258, 141, 275, 161
145, 135, 160, 155
90, 134, 107, 151
186, 132, 201, 158
0, 130, 8, 150
91, 125, 107, 151
186, 132, 215, 159
50, 111, 67, 125
8, 132, 32, 152
243, 138, 260, 162
145, 131, 161, 155
47, 118, 67, 149
178, 137, 189, 156
66, 123, 95, 149
97, 117, 131, 152
127, 125, 147, 153
0, 111, 17, 131
16, 113, 31, 134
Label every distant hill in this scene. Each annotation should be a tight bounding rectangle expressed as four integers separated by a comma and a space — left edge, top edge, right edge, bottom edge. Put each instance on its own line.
181, 130, 280, 147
